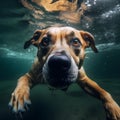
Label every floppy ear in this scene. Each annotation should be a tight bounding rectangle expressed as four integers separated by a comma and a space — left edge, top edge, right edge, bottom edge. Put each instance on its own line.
24, 30, 42, 49
80, 31, 98, 53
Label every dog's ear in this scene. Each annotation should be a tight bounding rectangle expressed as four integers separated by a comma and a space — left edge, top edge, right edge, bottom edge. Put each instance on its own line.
24, 30, 42, 49
80, 31, 98, 53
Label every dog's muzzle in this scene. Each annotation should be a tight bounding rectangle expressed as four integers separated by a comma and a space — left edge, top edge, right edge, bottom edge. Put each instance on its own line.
43, 52, 78, 89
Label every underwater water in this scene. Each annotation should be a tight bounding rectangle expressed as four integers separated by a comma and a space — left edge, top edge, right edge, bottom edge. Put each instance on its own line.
0, 0, 120, 120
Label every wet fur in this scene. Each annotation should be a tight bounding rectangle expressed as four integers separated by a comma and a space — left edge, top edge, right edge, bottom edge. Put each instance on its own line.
9, 26, 120, 120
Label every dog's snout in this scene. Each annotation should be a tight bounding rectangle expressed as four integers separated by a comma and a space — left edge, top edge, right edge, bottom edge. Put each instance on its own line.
48, 55, 71, 72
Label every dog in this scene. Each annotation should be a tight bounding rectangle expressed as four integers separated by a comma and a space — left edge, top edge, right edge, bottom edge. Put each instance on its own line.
9, 26, 120, 120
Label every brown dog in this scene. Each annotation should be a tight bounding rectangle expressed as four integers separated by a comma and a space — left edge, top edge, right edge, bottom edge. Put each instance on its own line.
9, 26, 120, 119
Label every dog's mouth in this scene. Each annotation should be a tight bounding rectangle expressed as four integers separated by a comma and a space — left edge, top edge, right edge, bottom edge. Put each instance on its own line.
42, 53, 78, 89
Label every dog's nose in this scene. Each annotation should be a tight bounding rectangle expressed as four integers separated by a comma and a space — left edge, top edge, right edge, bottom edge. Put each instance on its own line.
48, 55, 71, 72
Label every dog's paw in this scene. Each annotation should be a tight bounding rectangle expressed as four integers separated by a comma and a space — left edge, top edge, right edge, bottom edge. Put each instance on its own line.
104, 101, 120, 120
8, 86, 31, 114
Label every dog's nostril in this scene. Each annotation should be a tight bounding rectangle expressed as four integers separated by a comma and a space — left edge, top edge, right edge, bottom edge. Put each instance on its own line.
48, 55, 71, 71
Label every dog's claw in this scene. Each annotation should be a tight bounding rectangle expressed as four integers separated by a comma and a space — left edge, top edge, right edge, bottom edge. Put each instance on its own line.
8, 103, 13, 110
24, 103, 30, 111
14, 112, 23, 120
25, 100, 31, 105
9, 100, 31, 114
18, 112, 24, 120
8, 86, 31, 115
18, 104, 26, 113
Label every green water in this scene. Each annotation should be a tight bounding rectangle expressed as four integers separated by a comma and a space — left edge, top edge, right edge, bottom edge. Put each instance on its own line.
0, 56, 120, 120
0, 0, 120, 120
0, 78, 120, 120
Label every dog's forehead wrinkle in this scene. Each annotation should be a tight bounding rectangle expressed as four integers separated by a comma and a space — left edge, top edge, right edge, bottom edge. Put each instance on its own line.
47, 27, 60, 34
69, 31, 75, 35
46, 26, 78, 34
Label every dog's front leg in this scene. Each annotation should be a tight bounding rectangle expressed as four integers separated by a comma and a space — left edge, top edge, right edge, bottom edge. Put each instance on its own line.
8, 73, 32, 113
77, 68, 120, 120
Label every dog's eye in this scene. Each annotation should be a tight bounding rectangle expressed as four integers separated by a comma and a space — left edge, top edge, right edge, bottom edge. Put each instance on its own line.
40, 37, 50, 47
33, 32, 41, 41
71, 38, 81, 47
